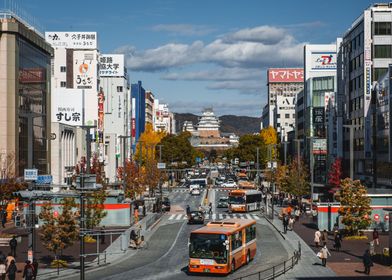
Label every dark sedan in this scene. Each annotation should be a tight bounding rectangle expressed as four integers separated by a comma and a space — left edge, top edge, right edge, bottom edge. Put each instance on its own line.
217, 197, 228, 208
187, 211, 205, 224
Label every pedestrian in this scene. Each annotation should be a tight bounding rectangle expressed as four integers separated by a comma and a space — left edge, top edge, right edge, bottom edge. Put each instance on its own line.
321, 229, 328, 246
8, 237, 17, 258
6, 260, 16, 280
142, 205, 146, 217
294, 207, 300, 221
314, 229, 321, 248
1, 209, 6, 228
363, 249, 373, 275
208, 202, 212, 215
282, 214, 289, 234
288, 216, 295, 231
319, 245, 331, 267
333, 223, 339, 240
22, 260, 34, 280
334, 233, 342, 252
186, 205, 190, 217
5, 254, 14, 270
311, 207, 318, 222
198, 205, 203, 213
372, 228, 379, 246
0, 260, 5, 280
134, 208, 139, 224
32, 259, 38, 280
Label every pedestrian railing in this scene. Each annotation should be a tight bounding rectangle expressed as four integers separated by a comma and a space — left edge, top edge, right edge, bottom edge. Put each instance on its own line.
233, 241, 301, 280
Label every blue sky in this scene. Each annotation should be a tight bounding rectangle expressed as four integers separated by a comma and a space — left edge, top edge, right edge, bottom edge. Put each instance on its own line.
3, 0, 375, 116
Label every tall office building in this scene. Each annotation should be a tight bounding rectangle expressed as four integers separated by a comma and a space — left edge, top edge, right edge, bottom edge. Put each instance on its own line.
145, 90, 155, 126
303, 42, 341, 185
154, 100, 175, 134
0, 11, 53, 176
338, 3, 392, 184
45, 31, 101, 184
100, 54, 130, 183
263, 68, 304, 141
131, 81, 146, 151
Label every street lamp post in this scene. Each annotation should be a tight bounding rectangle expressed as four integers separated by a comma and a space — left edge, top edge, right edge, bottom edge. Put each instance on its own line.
343, 125, 360, 179
256, 147, 260, 187
157, 145, 163, 207
118, 135, 131, 191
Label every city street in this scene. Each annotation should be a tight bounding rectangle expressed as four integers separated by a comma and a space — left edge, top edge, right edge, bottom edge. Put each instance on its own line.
64, 188, 290, 280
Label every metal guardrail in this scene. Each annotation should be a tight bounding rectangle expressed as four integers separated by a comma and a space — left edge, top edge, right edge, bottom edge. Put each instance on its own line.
234, 243, 301, 280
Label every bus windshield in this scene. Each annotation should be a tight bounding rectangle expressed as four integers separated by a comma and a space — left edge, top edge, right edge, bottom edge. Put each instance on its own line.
189, 233, 228, 264
229, 195, 245, 205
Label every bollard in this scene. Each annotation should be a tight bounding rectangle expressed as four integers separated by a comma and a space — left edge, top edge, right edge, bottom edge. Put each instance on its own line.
283, 260, 286, 274
272, 266, 275, 279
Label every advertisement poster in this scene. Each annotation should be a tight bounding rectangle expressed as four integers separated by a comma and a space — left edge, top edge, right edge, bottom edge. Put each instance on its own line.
364, 10, 372, 158
73, 50, 97, 90
51, 89, 83, 126
45, 32, 97, 49
99, 54, 124, 77
310, 52, 337, 70
268, 68, 304, 83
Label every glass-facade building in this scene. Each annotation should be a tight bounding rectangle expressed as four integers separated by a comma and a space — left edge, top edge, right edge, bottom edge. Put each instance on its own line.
0, 13, 53, 176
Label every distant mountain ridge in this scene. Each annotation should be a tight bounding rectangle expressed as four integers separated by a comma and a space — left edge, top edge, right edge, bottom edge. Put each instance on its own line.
174, 113, 261, 135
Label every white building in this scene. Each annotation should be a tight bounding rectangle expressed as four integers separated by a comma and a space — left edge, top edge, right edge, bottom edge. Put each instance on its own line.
303, 42, 341, 185
46, 31, 101, 185
154, 100, 175, 134
100, 54, 131, 184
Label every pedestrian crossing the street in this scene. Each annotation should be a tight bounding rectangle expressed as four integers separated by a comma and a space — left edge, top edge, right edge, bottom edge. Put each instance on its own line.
167, 213, 261, 221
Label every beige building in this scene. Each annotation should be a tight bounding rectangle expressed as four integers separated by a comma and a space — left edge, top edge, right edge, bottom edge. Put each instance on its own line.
0, 12, 53, 176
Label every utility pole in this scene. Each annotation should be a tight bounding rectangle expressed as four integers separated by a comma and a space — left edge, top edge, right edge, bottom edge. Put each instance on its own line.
309, 137, 314, 204
343, 125, 360, 179
78, 125, 95, 280
118, 135, 131, 191
256, 147, 260, 187
294, 139, 304, 168
157, 145, 163, 205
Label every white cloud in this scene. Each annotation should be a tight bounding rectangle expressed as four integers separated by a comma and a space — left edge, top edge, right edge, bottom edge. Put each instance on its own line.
116, 24, 305, 72
151, 24, 216, 36
161, 67, 261, 81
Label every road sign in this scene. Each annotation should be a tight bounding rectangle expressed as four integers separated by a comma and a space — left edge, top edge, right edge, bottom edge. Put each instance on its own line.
24, 169, 38, 181
157, 162, 166, 169
36, 175, 52, 185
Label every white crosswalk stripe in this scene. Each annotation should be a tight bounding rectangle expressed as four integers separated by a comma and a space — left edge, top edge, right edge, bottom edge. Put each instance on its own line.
167, 213, 262, 221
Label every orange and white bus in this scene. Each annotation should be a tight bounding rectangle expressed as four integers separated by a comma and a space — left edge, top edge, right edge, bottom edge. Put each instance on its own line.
228, 189, 262, 212
189, 219, 257, 274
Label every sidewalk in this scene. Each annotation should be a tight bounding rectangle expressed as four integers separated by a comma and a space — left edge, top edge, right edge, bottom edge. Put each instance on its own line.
263, 211, 336, 279
273, 204, 392, 277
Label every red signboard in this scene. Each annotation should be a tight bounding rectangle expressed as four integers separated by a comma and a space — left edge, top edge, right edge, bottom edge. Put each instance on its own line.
19, 68, 46, 83
131, 119, 136, 137
268, 68, 304, 83
374, 214, 380, 221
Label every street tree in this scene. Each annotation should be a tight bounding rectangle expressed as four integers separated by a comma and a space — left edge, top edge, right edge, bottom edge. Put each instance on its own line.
260, 126, 278, 160
225, 134, 267, 164
142, 158, 161, 197
327, 158, 342, 195
135, 123, 166, 164
278, 157, 309, 196
39, 198, 79, 264
0, 152, 27, 207
120, 160, 144, 199
338, 178, 372, 236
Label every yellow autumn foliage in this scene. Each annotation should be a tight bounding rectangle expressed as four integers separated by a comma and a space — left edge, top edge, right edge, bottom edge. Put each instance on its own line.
135, 123, 166, 162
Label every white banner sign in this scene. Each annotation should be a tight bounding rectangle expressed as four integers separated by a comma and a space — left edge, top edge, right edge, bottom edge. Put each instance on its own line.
45, 32, 97, 49
52, 89, 83, 126
99, 54, 124, 77
73, 50, 97, 90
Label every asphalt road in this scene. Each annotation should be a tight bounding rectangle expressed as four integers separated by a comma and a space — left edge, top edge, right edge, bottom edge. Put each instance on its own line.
67, 187, 289, 280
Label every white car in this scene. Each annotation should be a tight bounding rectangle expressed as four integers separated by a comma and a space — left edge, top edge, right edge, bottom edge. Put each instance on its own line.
191, 188, 201, 195
222, 180, 237, 188
189, 184, 200, 193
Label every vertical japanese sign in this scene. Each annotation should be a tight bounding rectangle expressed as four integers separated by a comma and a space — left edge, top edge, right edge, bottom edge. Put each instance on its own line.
389, 64, 392, 162
99, 54, 124, 77
97, 90, 105, 143
73, 51, 97, 90
131, 98, 136, 145
313, 107, 326, 138
51, 89, 83, 126
45, 32, 97, 49
364, 10, 372, 158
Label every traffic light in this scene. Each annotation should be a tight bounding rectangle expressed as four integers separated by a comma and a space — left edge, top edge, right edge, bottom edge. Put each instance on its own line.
14, 215, 21, 227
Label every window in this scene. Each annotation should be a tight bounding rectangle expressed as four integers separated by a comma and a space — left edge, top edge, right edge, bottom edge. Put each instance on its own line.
374, 45, 392, 58
60, 66, 66, 72
285, 114, 290, 118
245, 225, 256, 243
293, 114, 296, 118
276, 114, 280, 118
60, 81, 66, 87
373, 68, 388, 82
117, 86, 123, 92
231, 231, 242, 251
374, 22, 391, 35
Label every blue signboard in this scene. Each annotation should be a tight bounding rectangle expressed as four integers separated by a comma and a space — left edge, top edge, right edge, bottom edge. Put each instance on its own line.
36, 175, 53, 185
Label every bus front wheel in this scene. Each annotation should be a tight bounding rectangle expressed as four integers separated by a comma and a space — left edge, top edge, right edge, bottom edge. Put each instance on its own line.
231, 259, 236, 273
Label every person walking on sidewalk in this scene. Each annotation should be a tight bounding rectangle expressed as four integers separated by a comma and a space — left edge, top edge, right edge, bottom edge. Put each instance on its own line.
334, 233, 342, 251
0, 260, 6, 280
0, 209, 6, 228
294, 207, 300, 221
372, 228, 379, 246
6, 260, 16, 280
8, 237, 17, 258
5, 254, 14, 270
314, 229, 321, 248
363, 249, 373, 275
319, 245, 331, 267
282, 214, 289, 234
32, 259, 38, 280
288, 216, 295, 231
22, 260, 34, 280
321, 229, 328, 246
